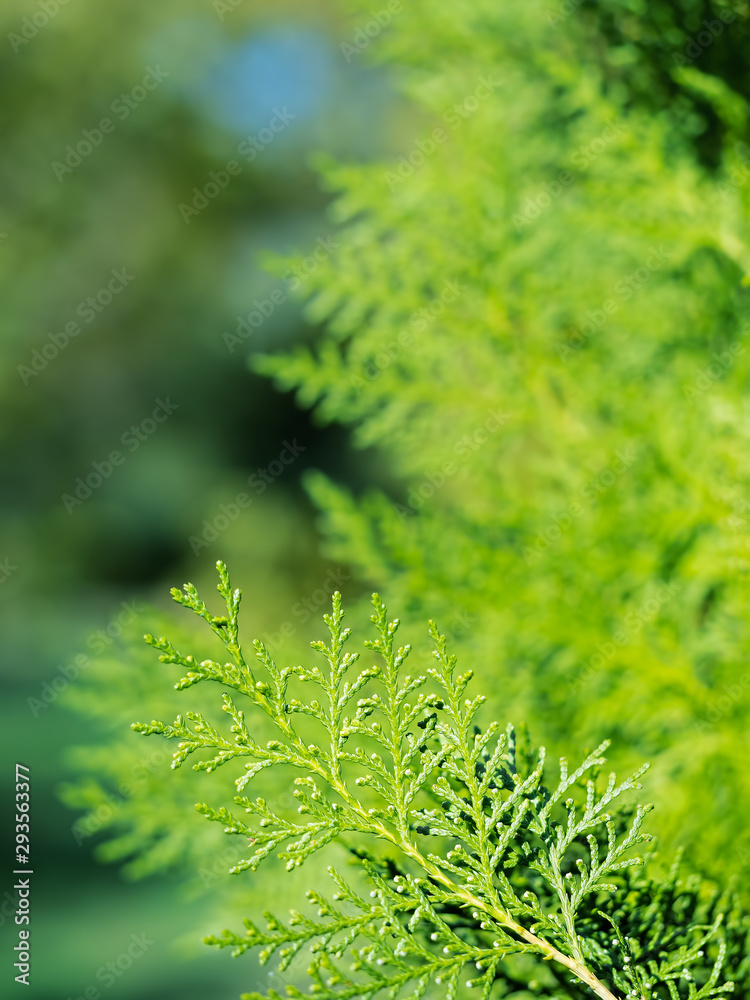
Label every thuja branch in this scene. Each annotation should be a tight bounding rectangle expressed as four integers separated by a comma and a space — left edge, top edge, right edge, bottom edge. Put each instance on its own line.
132, 563, 743, 1000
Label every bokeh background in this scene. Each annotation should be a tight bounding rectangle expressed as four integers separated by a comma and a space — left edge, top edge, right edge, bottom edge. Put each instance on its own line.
2, 0, 750, 998
1, 2, 402, 996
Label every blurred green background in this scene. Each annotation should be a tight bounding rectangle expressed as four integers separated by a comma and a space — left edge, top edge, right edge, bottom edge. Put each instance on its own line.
3, 0, 750, 998
0, 1, 403, 997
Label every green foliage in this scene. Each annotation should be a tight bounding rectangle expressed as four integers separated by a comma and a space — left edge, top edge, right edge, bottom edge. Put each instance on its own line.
256, 0, 750, 882
133, 563, 749, 1000
58, 612, 245, 882
52, 1, 750, 994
